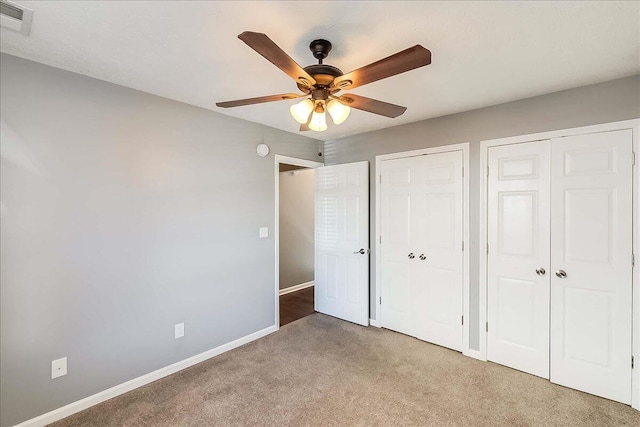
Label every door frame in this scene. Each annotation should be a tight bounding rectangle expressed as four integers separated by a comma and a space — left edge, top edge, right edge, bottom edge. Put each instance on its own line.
478, 119, 640, 410
374, 143, 471, 348
274, 155, 323, 330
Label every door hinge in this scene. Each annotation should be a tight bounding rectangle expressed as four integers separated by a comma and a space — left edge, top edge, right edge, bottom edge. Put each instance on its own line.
486, 322, 489, 333
633, 253, 635, 267
461, 315, 464, 325
379, 235, 382, 244
632, 356, 635, 369
487, 166, 490, 177
486, 243, 489, 254
633, 152, 636, 166
379, 175, 382, 184
462, 167, 464, 177
462, 241, 464, 251
379, 296, 382, 305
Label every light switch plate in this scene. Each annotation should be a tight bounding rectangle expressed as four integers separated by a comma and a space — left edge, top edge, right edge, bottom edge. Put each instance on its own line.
175, 322, 185, 339
51, 357, 67, 379
259, 227, 268, 238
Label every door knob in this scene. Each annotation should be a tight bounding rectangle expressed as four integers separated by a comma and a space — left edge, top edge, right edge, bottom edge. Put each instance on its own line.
408, 252, 415, 259
535, 267, 546, 276
353, 248, 368, 255
555, 270, 567, 279
419, 254, 426, 260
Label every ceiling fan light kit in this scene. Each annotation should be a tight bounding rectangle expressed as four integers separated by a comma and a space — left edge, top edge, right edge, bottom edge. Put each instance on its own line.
290, 99, 314, 124
309, 103, 328, 132
327, 99, 350, 125
216, 32, 432, 132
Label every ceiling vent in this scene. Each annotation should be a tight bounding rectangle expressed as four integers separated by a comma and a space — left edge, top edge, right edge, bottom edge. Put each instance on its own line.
0, 1, 33, 35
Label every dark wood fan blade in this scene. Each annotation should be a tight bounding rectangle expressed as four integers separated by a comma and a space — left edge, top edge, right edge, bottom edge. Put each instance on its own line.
338, 94, 407, 118
238, 32, 316, 87
216, 93, 302, 108
333, 45, 431, 90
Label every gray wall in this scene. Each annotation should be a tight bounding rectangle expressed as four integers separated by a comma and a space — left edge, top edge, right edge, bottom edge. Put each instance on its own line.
0, 54, 321, 427
324, 74, 640, 351
279, 169, 315, 289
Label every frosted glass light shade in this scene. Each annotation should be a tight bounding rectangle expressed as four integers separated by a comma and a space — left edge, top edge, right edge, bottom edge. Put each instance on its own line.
308, 111, 328, 132
290, 99, 314, 124
327, 100, 351, 125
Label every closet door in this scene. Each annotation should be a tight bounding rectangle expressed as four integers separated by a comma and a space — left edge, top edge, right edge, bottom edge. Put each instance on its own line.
380, 156, 419, 337
550, 130, 633, 404
487, 141, 551, 378
412, 151, 464, 351
380, 151, 464, 352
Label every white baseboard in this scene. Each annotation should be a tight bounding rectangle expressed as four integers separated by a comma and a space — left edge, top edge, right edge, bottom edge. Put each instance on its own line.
14, 324, 278, 427
369, 318, 381, 328
463, 348, 486, 361
279, 281, 314, 296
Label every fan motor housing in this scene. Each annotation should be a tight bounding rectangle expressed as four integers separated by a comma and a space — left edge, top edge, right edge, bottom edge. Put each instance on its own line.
299, 64, 343, 91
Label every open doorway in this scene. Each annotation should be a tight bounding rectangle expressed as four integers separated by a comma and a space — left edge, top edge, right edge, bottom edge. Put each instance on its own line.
275, 155, 323, 328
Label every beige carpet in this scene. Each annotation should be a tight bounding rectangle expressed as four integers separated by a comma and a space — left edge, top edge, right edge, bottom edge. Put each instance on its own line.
52, 313, 639, 426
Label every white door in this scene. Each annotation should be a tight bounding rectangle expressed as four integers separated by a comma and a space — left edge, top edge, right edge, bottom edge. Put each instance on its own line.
550, 130, 633, 404
487, 141, 551, 378
315, 161, 369, 326
413, 151, 464, 351
380, 151, 464, 351
379, 156, 416, 337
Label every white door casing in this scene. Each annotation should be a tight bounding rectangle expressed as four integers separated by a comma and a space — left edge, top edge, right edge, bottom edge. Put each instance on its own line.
486, 141, 551, 378
550, 130, 633, 404
380, 151, 464, 351
315, 161, 369, 326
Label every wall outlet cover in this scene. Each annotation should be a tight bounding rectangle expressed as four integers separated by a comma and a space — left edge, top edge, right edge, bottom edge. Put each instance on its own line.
175, 322, 185, 339
259, 227, 268, 238
51, 357, 67, 379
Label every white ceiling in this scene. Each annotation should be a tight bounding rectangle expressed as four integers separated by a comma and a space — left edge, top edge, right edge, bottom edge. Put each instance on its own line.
1, 1, 639, 141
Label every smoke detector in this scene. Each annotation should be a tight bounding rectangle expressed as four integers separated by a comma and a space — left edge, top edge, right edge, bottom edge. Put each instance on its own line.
0, 1, 33, 35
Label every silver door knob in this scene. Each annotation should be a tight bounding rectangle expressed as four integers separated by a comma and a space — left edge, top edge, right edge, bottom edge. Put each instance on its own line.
536, 267, 546, 276
555, 270, 567, 279
353, 248, 367, 255
408, 252, 415, 259
419, 254, 426, 260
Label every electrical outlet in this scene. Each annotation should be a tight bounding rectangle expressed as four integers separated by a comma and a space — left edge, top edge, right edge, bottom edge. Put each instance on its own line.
175, 322, 185, 339
259, 227, 268, 238
51, 357, 67, 379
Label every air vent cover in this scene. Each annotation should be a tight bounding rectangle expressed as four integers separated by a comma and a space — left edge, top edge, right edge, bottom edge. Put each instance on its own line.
0, 1, 33, 35
1, 1, 23, 20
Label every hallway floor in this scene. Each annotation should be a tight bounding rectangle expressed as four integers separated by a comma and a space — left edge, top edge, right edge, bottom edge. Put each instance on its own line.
279, 286, 315, 326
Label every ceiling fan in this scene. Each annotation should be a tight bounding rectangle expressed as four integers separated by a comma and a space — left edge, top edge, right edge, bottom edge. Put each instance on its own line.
216, 32, 431, 132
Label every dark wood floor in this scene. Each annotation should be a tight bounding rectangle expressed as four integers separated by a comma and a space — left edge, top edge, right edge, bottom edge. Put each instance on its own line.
279, 286, 315, 326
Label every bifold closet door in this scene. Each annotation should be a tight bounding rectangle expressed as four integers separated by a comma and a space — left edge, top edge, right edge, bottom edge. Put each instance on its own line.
412, 151, 464, 351
380, 151, 464, 351
380, 156, 417, 337
550, 130, 633, 404
486, 141, 551, 378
